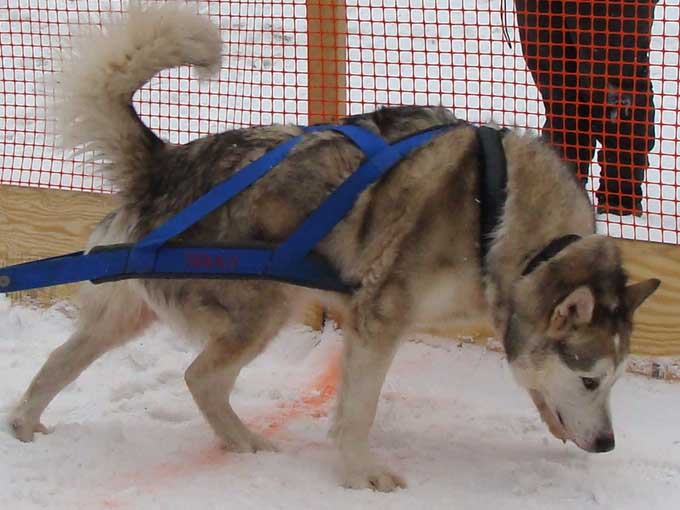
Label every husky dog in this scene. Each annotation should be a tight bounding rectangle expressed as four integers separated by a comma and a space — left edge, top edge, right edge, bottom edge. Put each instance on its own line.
9, 4, 659, 491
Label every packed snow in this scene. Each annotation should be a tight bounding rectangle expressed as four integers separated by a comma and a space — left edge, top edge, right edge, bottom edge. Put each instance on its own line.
1, 295, 678, 509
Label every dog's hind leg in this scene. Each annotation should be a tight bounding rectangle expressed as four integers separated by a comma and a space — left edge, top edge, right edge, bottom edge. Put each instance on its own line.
9, 281, 155, 442
184, 291, 288, 453
330, 280, 409, 492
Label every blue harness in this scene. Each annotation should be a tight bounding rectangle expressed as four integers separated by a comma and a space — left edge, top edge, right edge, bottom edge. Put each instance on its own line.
0, 122, 470, 295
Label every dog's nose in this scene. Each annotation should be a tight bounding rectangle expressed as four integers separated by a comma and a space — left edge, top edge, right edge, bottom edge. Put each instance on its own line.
593, 434, 615, 453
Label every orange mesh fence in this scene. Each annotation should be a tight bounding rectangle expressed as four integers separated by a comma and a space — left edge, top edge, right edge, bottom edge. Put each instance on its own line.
1, 0, 678, 243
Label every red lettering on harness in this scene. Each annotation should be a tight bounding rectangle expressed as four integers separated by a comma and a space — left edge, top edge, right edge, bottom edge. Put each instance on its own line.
186, 253, 240, 271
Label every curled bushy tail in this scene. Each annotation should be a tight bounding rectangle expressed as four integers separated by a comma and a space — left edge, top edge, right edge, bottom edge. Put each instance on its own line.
54, 2, 222, 192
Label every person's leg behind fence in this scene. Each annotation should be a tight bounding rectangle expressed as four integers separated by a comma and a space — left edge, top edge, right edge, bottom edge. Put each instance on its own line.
594, 0, 657, 216
515, 0, 597, 183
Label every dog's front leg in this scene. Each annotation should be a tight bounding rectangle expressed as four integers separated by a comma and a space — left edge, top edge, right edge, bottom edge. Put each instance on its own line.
332, 336, 404, 491
331, 280, 409, 491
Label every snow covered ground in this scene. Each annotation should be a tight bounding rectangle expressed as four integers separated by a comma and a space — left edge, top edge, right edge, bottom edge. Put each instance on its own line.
1, 296, 679, 510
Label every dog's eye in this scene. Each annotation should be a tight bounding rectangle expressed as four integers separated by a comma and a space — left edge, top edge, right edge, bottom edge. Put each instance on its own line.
581, 377, 600, 391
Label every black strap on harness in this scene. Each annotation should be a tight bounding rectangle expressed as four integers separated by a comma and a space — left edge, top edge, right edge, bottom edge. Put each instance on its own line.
476, 126, 582, 276
477, 126, 509, 262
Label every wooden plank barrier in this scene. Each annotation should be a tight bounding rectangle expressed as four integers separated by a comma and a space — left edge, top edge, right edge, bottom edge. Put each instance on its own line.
617, 239, 680, 358
1, 186, 679, 369
0, 184, 116, 304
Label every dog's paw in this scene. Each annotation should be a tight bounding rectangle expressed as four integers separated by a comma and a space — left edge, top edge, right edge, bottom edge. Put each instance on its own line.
246, 431, 279, 453
9, 414, 49, 442
222, 431, 279, 454
342, 464, 407, 492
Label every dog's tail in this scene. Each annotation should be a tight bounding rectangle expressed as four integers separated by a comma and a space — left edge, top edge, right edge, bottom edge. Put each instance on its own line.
54, 2, 222, 193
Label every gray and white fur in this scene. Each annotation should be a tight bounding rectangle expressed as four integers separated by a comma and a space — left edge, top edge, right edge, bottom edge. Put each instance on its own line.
9, 3, 660, 491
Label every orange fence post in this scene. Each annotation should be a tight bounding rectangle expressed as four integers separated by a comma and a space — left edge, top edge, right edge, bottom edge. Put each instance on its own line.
306, 0, 347, 124
303, 0, 347, 330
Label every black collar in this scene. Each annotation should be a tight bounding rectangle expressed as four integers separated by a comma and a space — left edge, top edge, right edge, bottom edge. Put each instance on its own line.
521, 234, 582, 276
475, 126, 582, 276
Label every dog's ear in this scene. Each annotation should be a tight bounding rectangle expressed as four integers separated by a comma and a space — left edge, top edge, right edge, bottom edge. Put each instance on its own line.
625, 278, 660, 313
548, 286, 595, 336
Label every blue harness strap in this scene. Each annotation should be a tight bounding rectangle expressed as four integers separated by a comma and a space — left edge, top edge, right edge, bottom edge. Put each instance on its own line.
0, 122, 457, 295
126, 124, 390, 274
271, 125, 452, 268
128, 126, 323, 272
0, 247, 130, 292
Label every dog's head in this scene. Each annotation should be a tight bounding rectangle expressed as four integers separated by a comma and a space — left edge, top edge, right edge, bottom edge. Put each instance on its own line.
504, 235, 659, 452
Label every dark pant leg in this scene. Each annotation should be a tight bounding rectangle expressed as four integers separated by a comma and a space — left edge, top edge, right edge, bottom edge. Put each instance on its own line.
572, 0, 657, 213
514, 0, 596, 181
599, 0, 657, 212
